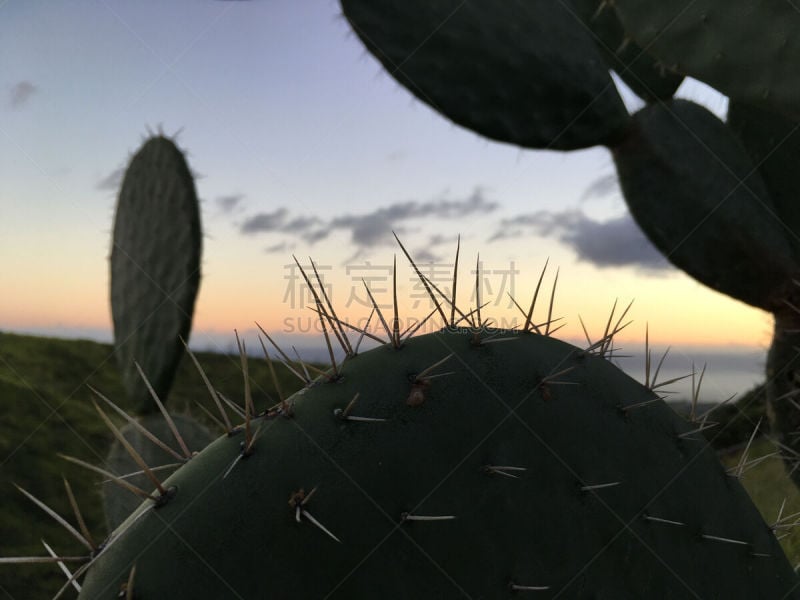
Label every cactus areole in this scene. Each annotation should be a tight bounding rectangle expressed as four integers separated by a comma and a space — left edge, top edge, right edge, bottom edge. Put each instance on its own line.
77, 327, 797, 598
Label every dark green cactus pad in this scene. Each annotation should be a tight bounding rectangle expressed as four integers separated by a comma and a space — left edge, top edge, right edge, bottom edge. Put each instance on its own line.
613, 0, 800, 119
729, 102, 800, 486
727, 100, 800, 259
78, 329, 797, 598
340, 0, 630, 150
111, 135, 202, 414
572, 0, 683, 102
102, 414, 214, 531
612, 99, 797, 312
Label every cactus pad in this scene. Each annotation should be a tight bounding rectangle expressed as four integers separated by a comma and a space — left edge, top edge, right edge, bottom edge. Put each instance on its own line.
613, 0, 800, 119
77, 327, 797, 598
110, 135, 202, 413
727, 101, 800, 260
572, 0, 683, 102
340, 0, 630, 150
613, 99, 797, 311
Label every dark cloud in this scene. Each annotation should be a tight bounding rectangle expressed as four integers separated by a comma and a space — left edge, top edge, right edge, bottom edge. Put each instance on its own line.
410, 248, 441, 264
240, 208, 288, 234
303, 228, 332, 244
580, 174, 620, 202
216, 194, 244, 214
428, 233, 461, 247
96, 167, 125, 191
405, 234, 462, 263
265, 241, 293, 254
491, 209, 671, 271
329, 187, 497, 249
239, 187, 497, 256
285, 215, 320, 233
9, 81, 37, 108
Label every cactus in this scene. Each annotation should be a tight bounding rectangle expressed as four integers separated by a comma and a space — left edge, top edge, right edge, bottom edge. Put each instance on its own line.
340, 0, 629, 150
726, 101, 800, 256
339, 1, 800, 487
612, 0, 800, 119
107, 134, 212, 530
110, 134, 202, 415
612, 99, 796, 311
77, 330, 799, 597
571, 0, 683, 102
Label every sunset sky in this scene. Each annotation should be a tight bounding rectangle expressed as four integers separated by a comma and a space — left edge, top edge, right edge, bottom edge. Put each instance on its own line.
0, 1, 773, 398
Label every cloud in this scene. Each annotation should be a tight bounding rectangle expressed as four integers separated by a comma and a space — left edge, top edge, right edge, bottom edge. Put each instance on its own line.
96, 167, 125, 191
491, 209, 671, 271
238, 187, 498, 257
285, 216, 320, 233
329, 187, 497, 249
240, 208, 288, 234
409, 248, 441, 264
428, 233, 461, 247
9, 81, 37, 108
580, 173, 620, 202
216, 194, 245, 214
303, 228, 332, 244
404, 234, 462, 263
265, 241, 293, 254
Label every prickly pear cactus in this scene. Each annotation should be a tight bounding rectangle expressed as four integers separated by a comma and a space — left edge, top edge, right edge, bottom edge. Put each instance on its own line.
571, 0, 683, 102
612, 0, 800, 119
338, 0, 800, 488
75, 327, 797, 598
726, 100, 800, 255
612, 99, 797, 311
110, 135, 202, 414
340, 0, 630, 150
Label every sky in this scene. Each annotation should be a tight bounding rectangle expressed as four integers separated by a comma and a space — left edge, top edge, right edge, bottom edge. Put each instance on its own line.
0, 0, 774, 399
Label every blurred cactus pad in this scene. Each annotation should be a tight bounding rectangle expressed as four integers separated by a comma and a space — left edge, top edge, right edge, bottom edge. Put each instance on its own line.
110, 134, 202, 415
339, 0, 800, 486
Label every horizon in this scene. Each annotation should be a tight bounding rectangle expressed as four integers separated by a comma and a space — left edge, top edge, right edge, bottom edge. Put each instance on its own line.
2, 317, 767, 404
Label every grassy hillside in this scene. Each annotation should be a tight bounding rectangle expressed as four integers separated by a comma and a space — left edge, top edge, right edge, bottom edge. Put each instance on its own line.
0, 331, 306, 599
0, 332, 798, 597
720, 439, 800, 568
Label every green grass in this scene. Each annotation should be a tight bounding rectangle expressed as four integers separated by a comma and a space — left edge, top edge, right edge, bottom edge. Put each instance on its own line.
720, 438, 800, 567
1, 331, 798, 597
0, 331, 306, 599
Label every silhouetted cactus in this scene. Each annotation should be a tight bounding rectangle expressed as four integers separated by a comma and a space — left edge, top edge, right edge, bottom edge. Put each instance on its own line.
111, 134, 202, 415
106, 134, 212, 529
340, 0, 800, 486
612, 0, 800, 118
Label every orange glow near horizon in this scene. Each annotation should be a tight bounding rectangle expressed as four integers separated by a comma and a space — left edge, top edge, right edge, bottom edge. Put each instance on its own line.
189, 258, 773, 350
2, 255, 774, 351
